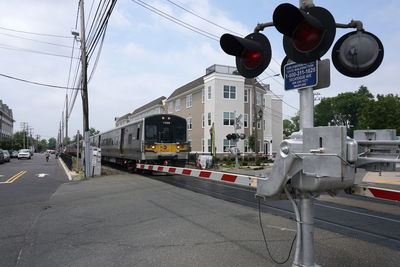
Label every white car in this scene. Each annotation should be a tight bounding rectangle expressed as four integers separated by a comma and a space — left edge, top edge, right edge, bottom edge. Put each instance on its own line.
18, 149, 31, 159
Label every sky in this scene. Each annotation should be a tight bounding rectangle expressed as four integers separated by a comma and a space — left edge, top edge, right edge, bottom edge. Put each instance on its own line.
0, 0, 399, 140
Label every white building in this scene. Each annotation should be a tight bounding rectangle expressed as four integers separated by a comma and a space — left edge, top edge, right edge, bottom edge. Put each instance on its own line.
165, 64, 283, 156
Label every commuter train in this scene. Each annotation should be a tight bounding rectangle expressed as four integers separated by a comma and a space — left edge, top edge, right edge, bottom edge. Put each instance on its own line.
66, 114, 190, 169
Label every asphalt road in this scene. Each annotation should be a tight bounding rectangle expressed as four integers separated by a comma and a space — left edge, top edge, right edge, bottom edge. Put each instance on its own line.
12, 171, 400, 267
149, 173, 400, 250
0, 154, 68, 267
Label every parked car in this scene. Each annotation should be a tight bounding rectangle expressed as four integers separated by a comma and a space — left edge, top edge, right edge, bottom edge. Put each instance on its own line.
11, 150, 18, 158
18, 149, 31, 160
2, 150, 10, 162
0, 149, 4, 164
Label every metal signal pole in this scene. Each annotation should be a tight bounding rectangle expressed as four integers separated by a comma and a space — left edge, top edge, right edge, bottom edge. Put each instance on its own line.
79, 0, 91, 178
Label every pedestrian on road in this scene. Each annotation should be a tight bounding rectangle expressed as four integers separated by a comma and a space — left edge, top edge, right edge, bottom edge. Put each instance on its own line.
45, 151, 50, 162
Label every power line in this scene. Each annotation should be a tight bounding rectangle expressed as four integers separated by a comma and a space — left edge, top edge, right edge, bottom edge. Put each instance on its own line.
0, 44, 80, 59
0, 72, 82, 90
131, 0, 219, 41
165, 0, 243, 36
0, 32, 77, 49
0, 25, 73, 39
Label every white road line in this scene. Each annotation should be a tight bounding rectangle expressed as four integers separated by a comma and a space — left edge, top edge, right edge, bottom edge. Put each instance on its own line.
315, 202, 400, 224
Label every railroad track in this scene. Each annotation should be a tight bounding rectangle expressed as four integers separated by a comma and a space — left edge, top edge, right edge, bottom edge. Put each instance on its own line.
143, 172, 400, 250
105, 164, 400, 250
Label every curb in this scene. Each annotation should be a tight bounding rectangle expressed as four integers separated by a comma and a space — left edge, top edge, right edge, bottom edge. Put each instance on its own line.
58, 158, 73, 181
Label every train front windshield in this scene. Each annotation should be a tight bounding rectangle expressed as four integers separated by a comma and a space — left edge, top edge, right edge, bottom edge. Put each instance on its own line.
145, 116, 186, 143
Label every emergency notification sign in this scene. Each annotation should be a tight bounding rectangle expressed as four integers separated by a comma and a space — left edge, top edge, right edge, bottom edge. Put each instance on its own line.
284, 61, 318, 90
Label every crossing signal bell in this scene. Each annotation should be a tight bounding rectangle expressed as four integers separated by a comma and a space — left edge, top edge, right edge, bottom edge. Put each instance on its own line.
226, 133, 245, 140
220, 32, 272, 78
273, 3, 336, 63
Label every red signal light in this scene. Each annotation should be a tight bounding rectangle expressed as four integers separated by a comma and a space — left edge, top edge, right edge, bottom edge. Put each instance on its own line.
293, 22, 324, 52
242, 50, 262, 69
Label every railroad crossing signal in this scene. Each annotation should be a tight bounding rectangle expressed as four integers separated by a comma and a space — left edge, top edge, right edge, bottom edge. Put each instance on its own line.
332, 31, 384, 77
273, 3, 336, 64
226, 133, 246, 141
220, 3, 384, 78
220, 32, 271, 78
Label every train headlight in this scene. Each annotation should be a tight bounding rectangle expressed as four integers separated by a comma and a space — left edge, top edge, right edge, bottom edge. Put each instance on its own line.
177, 145, 180, 149
151, 145, 155, 149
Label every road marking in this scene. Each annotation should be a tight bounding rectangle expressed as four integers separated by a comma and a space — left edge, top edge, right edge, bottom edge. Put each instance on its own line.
0, 171, 27, 184
375, 180, 400, 185
36, 173, 48, 178
315, 202, 400, 224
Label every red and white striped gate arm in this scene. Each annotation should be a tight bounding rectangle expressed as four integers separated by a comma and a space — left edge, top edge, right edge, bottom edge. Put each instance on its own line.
351, 185, 400, 202
136, 164, 260, 187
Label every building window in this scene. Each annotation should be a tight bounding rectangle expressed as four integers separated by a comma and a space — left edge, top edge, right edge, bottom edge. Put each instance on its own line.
175, 99, 181, 111
223, 139, 235, 152
186, 94, 192, 108
259, 140, 262, 153
207, 86, 212, 100
223, 112, 235, 126
244, 140, 248, 153
257, 120, 261, 129
168, 102, 174, 113
202, 88, 205, 103
244, 114, 248, 128
263, 119, 265, 131
244, 89, 248, 102
202, 114, 205, 128
187, 117, 192, 130
202, 139, 205, 152
256, 92, 262, 106
208, 139, 212, 152
208, 112, 211, 126
223, 85, 236, 99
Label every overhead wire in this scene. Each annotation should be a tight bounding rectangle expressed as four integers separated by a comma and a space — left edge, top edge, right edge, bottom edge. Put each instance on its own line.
131, 0, 219, 41
0, 72, 81, 90
165, 0, 243, 36
0, 25, 73, 39
0, 32, 77, 49
0, 43, 80, 59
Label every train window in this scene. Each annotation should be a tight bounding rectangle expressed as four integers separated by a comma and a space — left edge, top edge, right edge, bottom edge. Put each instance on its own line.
136, 128, 140, 140
175, 125, 186, 142
145, 125, 157, 141
128, 134, 132, 144
160, 126, 171, 142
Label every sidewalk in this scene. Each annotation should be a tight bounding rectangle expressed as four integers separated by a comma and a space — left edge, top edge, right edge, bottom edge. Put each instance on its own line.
16, 173, 400, 267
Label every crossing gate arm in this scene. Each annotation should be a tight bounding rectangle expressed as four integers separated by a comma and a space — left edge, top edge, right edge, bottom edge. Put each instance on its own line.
350, 185, 400, 202
136, 164, 263, 187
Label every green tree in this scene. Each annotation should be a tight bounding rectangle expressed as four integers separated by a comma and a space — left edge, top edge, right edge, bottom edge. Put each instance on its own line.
89, 127, 100, 136
12, 131, 25, 150
36, 139, 48, 152
358, 94, 400, 133
283, 116, 299, 138
48, 137, 57, 150
314, 86, 374, 136
247, 134, 255, 152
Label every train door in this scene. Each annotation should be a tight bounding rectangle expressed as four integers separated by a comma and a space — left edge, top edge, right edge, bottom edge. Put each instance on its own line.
120, 128, 125, 155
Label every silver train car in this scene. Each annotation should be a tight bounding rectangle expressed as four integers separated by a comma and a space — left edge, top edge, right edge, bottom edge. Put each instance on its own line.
67, 114, 190, 169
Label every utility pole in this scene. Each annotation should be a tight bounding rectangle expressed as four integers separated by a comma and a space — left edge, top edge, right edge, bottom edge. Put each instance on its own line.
76, 130, 80, 172
65, 94, 68, 145
61, 111, 64, 148
252, 79, 258, 154
79, 0, 91, 178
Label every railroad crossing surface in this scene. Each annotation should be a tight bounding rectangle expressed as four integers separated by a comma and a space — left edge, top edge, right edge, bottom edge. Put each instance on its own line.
14, 171, 400, 267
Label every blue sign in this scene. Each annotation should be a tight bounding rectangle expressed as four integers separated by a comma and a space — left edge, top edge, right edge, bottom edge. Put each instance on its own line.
284, 61, 318, 90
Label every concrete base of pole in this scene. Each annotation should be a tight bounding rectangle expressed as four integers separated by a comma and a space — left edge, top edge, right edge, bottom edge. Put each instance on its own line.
84, 131, 91, 178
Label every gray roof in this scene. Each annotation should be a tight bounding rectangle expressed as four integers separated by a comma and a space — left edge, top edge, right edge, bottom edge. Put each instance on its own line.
131, 96, 166, 115
167, 76, 205, 100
